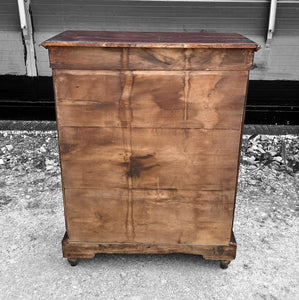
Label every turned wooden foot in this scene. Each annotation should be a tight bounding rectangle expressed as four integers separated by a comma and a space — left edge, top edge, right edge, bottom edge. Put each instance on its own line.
67, 258, 78, 266
220, 260, 231, 269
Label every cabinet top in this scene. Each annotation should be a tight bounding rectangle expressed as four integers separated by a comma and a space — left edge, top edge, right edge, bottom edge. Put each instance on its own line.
42, 31, 260, 50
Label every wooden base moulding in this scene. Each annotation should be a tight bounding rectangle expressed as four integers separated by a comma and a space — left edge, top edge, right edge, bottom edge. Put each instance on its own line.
62, 232, 236, 268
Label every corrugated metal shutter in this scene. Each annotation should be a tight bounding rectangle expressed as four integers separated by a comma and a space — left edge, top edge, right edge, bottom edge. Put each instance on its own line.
1, 1, 299, 80
32, 0, 270, 77
0, 1, 26, 75
265, 2, 299, 80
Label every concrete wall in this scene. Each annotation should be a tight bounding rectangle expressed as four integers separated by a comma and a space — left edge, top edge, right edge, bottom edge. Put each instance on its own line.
1, 1, 299, 80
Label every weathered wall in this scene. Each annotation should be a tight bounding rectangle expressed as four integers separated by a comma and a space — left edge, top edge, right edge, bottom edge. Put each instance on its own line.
0, 1, 26, 75
1, 1, 299, 80
262, 3, 299, 80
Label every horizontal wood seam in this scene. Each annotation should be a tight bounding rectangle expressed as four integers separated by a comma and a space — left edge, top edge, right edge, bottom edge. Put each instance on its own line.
64, 240, 235, 247
63, 187, 235, 192
57, 126, 242, 131
52, 68, 252, 72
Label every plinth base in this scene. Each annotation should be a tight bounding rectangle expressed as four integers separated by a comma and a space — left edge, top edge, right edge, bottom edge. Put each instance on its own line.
62, 232, 236, 268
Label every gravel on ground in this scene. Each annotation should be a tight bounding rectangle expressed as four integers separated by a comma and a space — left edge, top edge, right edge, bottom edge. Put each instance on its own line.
0, 130, 298, 300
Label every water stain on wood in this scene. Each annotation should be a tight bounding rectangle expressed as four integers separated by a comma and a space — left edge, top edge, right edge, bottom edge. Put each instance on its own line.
137, 48, 173, 66
123, 154, 160, 178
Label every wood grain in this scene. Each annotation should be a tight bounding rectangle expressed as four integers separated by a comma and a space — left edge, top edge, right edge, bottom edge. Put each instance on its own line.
42, 30, 259, 263
61, 160, 128, 189
130, 70, 248, 130
62, 232, 237, 260
59, 127, 240, 159
59, 127, 240, 190
130, 153, 238, 191
65, 189, 129, 242
130, 128, 240, 190
132, 189, 234, 245
54, 70, 248, 130
42, 30, 260, 49
64, 189, 234, 245
49, 47, 253, 71
49, 47, 122, 70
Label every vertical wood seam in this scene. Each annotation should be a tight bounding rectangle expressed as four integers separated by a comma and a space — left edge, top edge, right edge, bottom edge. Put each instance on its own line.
184, 49, 192, 122
184, 71, 190, 121
120, 47, 135, 240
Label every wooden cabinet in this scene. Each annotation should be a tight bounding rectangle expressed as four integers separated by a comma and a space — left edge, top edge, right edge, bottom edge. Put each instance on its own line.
42, 31, 259, 268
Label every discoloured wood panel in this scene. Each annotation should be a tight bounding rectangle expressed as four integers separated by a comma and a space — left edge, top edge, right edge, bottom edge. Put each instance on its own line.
59, 127, 240, 190
59, 127, 240, 159
188, 49, 253, 71
133, 189, 234, 245
65, 188, 234, 245
43, 31, 257, 263
54, 70, 248, 130
130, 71, 248, 130
50, 47, 253, 71
130, 128, 239, 190
65, 189, 128, 242
130, 152, 237, 191
56, 103, 120, 128
61, 154, 237, 190
61, 160, 128, 189
59, 127, 127, 189
129, 48, 185, 71
54, 71, 121, 127
129, 48, 253, 71
50, 47, 123, 70
59, 127, 125, 161
54, 70, 121, 101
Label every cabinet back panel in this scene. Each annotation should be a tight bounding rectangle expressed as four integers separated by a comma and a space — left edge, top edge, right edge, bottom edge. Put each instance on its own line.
65, 188, 234, 245
54, 70, 248, 130
50, 47, 253, 71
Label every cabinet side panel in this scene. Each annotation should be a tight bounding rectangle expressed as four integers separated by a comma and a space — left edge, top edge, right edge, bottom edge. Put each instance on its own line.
52, 71, 70, 234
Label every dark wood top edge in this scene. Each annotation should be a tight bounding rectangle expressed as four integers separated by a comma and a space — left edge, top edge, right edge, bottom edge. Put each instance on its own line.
42, 30, 260, 50
43, 42, 259, 49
